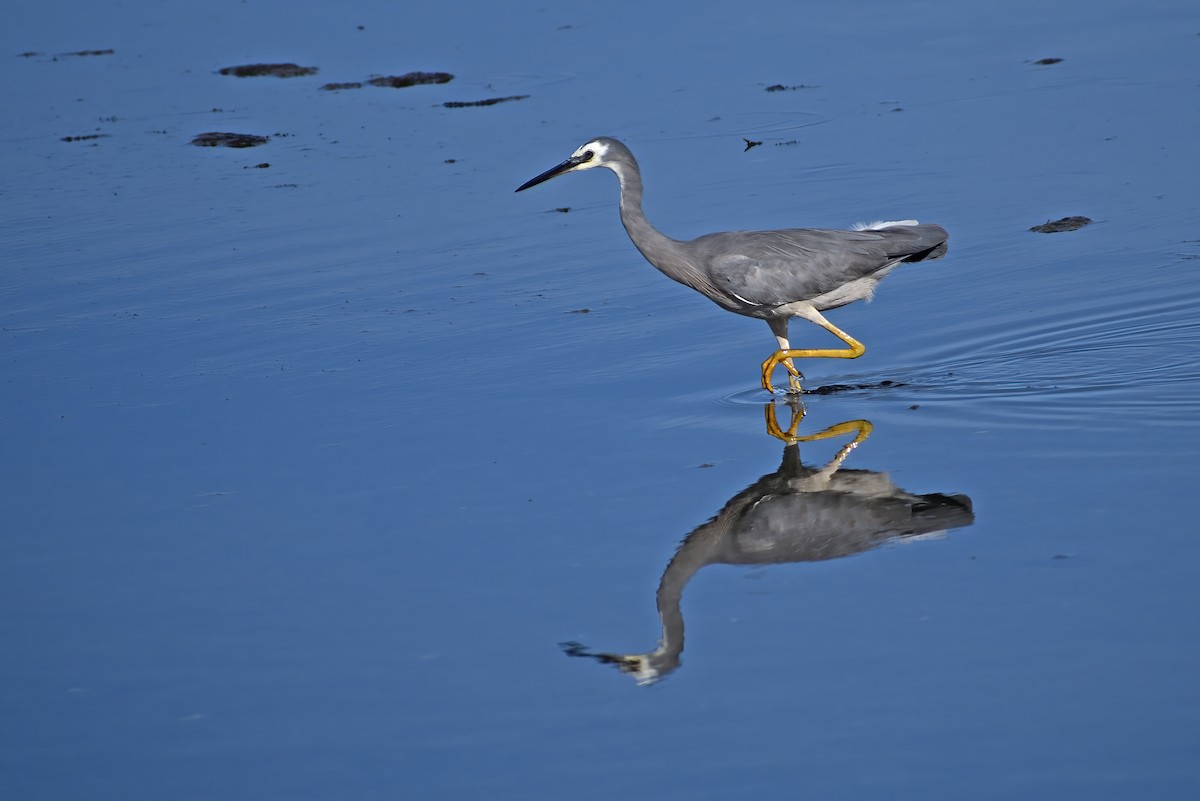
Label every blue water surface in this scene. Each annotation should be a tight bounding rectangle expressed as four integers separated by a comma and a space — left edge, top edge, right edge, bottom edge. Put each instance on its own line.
2, 1, 1199, 799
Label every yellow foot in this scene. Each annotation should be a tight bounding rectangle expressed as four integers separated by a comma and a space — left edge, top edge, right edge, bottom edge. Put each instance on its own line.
761, 336, 865, 394
761, 352, 804, 394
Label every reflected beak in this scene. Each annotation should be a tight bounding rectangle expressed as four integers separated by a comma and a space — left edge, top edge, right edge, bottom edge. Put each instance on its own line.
515, 154, 587, 192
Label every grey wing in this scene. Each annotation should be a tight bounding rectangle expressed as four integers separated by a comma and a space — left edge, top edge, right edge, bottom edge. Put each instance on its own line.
701, 227, 944, 308
706, 231, 891, 307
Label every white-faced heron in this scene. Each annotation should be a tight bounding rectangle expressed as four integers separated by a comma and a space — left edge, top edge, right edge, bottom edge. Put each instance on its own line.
515, 137, 949, 393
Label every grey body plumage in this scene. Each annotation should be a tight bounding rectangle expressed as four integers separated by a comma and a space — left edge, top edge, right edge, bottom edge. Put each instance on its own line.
516, 137, 949, 393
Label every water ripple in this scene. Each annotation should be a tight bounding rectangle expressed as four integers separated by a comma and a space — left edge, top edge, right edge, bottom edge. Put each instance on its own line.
705, 279, 1200, 429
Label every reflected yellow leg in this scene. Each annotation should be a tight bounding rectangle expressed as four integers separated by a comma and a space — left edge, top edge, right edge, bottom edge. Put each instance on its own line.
798, 419, 874, 447
764, 401, 806, 441
760, 318, 866, 394
810, 419, 874, 470
765, 403, 873, 447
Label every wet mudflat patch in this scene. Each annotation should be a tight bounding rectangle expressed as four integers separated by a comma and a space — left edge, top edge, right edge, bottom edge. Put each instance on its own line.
318, 71, 455, 91
367, 71, 454, 88
18, 48, 115, 59
764, 83, 818, 91
218, 62, 318, 78
190, 131, 269, 148
442, 94, 529, 108
1030, 215, 1093, 233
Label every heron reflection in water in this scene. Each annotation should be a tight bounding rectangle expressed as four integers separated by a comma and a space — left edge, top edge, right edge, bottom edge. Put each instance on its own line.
562, 402, 974, 684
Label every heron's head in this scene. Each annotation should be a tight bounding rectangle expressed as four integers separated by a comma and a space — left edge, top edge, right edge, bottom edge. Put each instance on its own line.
515, 137, 632, 192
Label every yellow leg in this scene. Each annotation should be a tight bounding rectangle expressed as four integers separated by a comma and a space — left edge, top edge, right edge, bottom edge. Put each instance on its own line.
781, 357, 804, 393
760, 318, 866, 394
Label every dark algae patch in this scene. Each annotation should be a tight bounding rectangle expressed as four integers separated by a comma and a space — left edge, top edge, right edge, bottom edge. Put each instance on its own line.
62, 133, 109, 142
191, 132, 269, 148
20, 49, 113, 59
1030, 215, 1092, 233
219, 63, 318, 78
320, 82, 363, 91
443, 94, 528, 108
367, 72, 453, 88
1033, 57, 1064, 65
805, 380, 906, 395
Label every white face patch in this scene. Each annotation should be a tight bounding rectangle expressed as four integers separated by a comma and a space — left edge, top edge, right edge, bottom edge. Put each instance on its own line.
569, 139, 609, 171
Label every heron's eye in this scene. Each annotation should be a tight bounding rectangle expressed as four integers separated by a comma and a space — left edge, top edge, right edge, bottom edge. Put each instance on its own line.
581, 150, 594, 161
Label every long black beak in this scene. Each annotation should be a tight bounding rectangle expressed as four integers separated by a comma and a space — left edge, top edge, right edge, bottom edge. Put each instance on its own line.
515, 154, 586, 192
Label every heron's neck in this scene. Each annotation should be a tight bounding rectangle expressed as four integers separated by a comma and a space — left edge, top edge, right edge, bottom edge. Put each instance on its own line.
608, 161, 722, 306
611, 164, 696, 279
611, 162, 659, 236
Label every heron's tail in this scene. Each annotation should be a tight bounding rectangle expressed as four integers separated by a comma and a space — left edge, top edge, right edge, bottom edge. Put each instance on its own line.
858, 221, 949, 262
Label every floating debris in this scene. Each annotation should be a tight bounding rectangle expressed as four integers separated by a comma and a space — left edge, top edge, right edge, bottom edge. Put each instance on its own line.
60, 49, 114, 57
568, 308, 591, 314
320, 81, 363, 91
191, 132, 269, 148
765, 83, 817, 92
1033, 57, 1063, 65
1030, 215, 1092, 233
61, 133, 108, 143
247, 163, 270, 169
743, 138, 763, 152
17, 51, 42, 58
218, 63, 318, 78
367, 71, 453, 88
552, 207, 570, 214
442, 94, 528, 108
